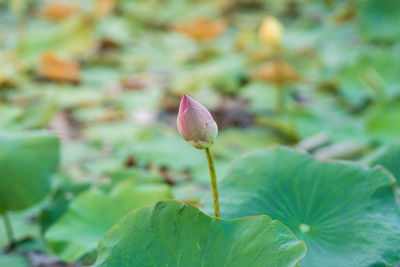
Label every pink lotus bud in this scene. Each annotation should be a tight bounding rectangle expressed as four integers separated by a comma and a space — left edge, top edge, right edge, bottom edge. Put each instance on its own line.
177, 94, 218, 149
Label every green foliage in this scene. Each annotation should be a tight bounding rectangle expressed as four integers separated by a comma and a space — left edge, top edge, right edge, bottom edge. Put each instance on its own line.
0, 206, 41, 248
0, 131, 60, 212
45, 179, 172, 262
93, 201, 306, 267
366, 101, 400, 141
0, 253, 29, 267
1, 0, 400, 265
204, 146, 400, 267
357, 0, 400, 43
363, 142, 400, 186
336, 48, 400, 109
17, 17, 94, 63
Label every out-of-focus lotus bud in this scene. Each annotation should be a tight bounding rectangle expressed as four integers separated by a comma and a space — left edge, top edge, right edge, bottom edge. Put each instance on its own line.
259, 16, 283, 47
177, 94, 218, 149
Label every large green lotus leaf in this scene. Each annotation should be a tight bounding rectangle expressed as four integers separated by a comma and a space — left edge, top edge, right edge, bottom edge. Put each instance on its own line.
0, 131, 60, 212
363, 142, 400, 187
45, 179, 172, 262
92, 200, 306, 267
204, 147, 400, 267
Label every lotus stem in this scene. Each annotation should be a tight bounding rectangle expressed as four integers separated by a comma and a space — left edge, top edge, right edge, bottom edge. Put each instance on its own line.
2, 212, 15, 248
275, 83, 285, 114
205, 147, 220, 218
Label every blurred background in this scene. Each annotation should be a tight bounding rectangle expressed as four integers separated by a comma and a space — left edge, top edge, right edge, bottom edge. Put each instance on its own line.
0, 0, 399, 265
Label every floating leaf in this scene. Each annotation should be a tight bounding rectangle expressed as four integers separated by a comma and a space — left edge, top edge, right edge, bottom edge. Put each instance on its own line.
337, 49, 400, 106
92, 200, 306, 267
0, 52, 25, 88
357, 0, 400, 43
17, 17, 94, 62
204, 146, 400, 267
107, 167, 168, 188
0, 253, 29, 267
45, 179, 172, 262
0, 131, 60, 212
363, 142, 400, 186
120, 133, 204, 170
365, 101, 400, 142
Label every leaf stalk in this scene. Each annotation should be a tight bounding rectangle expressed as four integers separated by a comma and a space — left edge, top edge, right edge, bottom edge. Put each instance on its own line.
2, 212, 15, 248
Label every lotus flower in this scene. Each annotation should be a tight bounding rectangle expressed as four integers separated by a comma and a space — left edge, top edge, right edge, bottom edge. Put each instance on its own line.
177, 94, 218, 149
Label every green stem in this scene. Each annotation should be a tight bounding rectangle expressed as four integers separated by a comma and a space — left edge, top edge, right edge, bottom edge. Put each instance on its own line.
275, 84, 285, 115
204, 147, 220, 218
2, 212, 15, 247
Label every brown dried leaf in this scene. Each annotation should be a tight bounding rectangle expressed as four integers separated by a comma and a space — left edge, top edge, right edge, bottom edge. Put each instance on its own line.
253, 60, 301, 85
96, 109, 126, 123
173, 17, 226, 41
42, 2, 79, 21
333, 3, 355, 24
39, 52, 80, 83
121, 77, 147, 90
